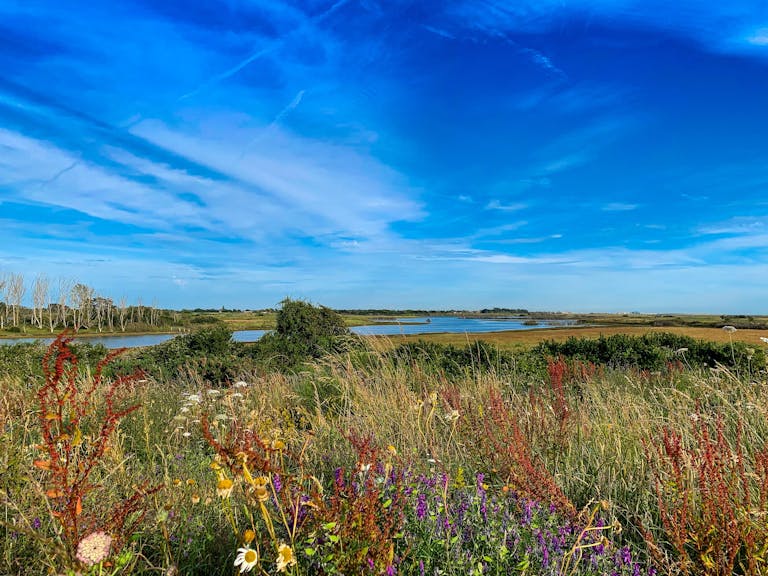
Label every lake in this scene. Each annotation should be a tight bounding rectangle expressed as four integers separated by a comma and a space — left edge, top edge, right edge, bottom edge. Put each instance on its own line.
0, 316, 575, 348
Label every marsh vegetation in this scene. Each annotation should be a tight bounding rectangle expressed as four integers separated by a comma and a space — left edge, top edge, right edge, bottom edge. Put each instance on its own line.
2, 300, 767, 575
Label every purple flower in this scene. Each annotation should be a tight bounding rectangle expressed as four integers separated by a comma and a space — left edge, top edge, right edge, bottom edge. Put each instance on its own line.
419, 560, 425, 576
386, 564, 396, 575
416, 492, 427, 520
620, 546, 632, 565
31, 517, 41, 530
273, 473, 282, 493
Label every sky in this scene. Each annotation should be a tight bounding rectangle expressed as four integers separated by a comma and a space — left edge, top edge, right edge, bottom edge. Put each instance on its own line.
1, 1, 767, 312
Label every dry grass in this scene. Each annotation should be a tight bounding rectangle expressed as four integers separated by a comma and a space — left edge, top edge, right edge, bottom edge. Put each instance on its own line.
381, 325, 768, 349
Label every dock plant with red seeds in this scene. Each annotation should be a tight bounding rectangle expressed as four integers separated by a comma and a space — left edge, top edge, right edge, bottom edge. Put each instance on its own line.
33, 334, 162, 570
644, 410, 768, 575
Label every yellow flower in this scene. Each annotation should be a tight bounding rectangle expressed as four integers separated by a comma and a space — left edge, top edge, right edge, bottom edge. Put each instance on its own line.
276, 543, 296, 572
253, 476, 270, 502
217, 478, 234, 499
234, 547, 258, 573
386, 445, 397, 456
243, 529, 256, 544
271, 439, 286, 451
190, 493, 201, 505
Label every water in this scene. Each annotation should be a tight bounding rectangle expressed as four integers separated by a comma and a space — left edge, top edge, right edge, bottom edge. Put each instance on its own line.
0, 317, 574, 349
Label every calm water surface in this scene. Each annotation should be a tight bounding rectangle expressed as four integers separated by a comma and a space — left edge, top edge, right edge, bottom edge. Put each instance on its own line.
0, 317, 574, 348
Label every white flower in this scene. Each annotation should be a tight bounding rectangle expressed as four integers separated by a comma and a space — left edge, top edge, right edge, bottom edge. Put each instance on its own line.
182, 431, 192, 438
186, 394, 202, 403
722, 325, 737, 333
231, 392, 244, 399
276, 544, 296, 572
444, 409, 460, 422
234, 381, 250, 388
207, 389, 221, 396
760, 337, 768, 344
180, 406, 190, 413
76, 531, 112, 566
234, 547, 259, 573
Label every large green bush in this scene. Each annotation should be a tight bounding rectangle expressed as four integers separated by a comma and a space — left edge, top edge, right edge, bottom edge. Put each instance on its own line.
249, 298, 354, 370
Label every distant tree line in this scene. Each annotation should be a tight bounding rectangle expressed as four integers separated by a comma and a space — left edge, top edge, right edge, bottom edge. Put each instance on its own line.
0, 272, 173, 333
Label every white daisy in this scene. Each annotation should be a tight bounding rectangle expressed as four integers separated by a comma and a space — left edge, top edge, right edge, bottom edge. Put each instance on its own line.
234, 546, 259, 573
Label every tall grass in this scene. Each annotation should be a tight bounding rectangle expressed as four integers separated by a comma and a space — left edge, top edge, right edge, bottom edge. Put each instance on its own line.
1, 335, 767, 574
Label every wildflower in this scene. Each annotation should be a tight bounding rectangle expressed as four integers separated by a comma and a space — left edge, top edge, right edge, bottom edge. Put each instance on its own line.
214, 413, 228, 421
31, 517, 41, 530
187, 394, 202, 403
190, 493, 201, 505
234, 547, 259, 573
722, 325, 737, 333
243, 529, 256, 544
271, 439, 285, 451
386, 445, 397, 456
217, 478, 234, 499
231, 392, 244, 398
207, 389, 221, 396
760, 337, 768, 344
180, 406, 190, 413
444, 409, 460, 422
276, 543, 296, 572
173, 478, 182, 487
186, 479, 196, 486
673, 348, 688, 355
416, 492, 427, 520
234, 381, 249, 388
76, 531, 112, 566
182, 431, 192, 438
253, 476, 270, 502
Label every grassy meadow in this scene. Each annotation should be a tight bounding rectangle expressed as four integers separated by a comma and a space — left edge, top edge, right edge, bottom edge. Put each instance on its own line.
2, 303, 768, 575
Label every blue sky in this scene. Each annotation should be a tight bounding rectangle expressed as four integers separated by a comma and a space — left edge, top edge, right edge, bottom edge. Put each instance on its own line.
1, 1, 767, 312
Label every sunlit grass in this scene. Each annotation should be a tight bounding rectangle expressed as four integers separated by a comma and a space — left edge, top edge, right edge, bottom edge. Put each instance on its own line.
1, 334, 767, 574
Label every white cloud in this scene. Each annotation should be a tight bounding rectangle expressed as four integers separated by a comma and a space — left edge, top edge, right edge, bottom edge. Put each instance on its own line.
745, 27, 768, 45
602, 202, 638, 211
131, 116, 424, 240
485, 200, 527, 211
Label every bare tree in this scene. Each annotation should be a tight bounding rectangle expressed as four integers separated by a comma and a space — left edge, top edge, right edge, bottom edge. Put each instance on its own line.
106, 297, 114, 331
118, 297, 128, 332
93, 295, 113, 333
150, 299, 160, 326
70, 283, 94, 331
55, 278, 73, 329
0, 273, 7, 330
7, 273, 25, 328
32, 274, 50, 330
136, 297, 144, 326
